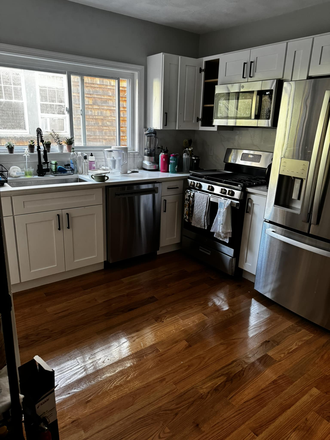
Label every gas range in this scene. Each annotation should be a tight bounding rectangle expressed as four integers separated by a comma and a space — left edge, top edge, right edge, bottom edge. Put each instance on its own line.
188, 170, 267, 200
182, 149, 273, 277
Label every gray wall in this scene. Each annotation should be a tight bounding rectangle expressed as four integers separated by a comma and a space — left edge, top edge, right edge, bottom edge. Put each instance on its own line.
1, 0, 199, 66
199, 2, 330, 57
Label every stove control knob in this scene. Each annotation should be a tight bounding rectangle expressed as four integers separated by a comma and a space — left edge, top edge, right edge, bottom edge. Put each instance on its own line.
208, 185, 214, 191
196, 183, 202, 189
220, 188, 227, 195
228, 190, 235, 196
189, 181, 195, 187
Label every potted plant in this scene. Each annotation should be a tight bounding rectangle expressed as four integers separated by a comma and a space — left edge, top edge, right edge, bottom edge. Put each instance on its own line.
64, 137, 74, 153
44, 140, 51, 153
5, 142, 15, 154
50, 130, 64, 153
28, 140, 35, 153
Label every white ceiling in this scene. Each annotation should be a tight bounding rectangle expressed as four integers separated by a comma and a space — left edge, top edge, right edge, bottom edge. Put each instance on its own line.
68, 0, 330, 34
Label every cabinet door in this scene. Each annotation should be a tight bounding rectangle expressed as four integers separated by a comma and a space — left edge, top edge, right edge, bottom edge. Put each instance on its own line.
177, 57, 203, 129
15, 210, 65, 282
249, 43, 287, 81
283, 38, 313, 81
163, 54, 180, 129
199, 57, 219, 131
309, 34, 330, 77
238, 194, 266, 275
3, 217, 20, 284
160, 194, 182, 247
218, 50, 250, 84
63, 205, 104, 271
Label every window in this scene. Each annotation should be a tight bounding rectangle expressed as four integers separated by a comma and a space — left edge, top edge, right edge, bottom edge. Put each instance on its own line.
0, 44, 143, 152
71, 75, 128, 147
0, 68, 27, 132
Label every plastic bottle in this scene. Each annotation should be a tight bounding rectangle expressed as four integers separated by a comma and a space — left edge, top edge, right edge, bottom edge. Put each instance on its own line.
70, 147, 77, 174
183, 151, 190, 173
83, 154, 89, 175
77, 152, 83, 174
89, 153, 96, 171
169, 154, 178, 173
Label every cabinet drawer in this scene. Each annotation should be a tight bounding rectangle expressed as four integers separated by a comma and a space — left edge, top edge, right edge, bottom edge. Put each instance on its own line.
162, 180, 184, 196
12, 189, 103, 215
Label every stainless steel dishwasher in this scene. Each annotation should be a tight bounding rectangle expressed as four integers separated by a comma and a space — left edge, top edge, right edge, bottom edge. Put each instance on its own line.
106, 183, 161, 263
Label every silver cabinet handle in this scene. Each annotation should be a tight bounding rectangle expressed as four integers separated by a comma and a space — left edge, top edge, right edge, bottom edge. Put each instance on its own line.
266, 228, 330, 258
242, 62, 248, 79
249, 61, 254, 78
246, 197, 252, 213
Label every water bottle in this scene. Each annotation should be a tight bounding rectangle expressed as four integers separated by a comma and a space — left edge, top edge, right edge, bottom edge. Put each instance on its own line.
77, 152, 83, 174
83, 155, 89, 175
183, 152, 190, 173
70, 148, 77, 173
169, 154, 178, 173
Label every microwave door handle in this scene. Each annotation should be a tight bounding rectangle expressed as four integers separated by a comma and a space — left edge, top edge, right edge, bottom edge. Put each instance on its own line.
301, 91, 330, 223
311, 117, 330, 225
251, 91, 258, 120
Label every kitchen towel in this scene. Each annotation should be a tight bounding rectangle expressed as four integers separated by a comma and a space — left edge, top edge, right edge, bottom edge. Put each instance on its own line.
191, 192, 210, 229
211, 198, 232, 243
184, 189, 194, 223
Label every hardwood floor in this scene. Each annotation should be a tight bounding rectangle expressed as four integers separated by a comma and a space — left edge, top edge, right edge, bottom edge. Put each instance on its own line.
14, 251, 330, 439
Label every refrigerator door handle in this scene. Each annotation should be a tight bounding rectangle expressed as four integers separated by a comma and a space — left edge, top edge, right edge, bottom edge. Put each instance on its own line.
266, 228, 330, 258
302, 91, 330, 222
311, 116, 330, 225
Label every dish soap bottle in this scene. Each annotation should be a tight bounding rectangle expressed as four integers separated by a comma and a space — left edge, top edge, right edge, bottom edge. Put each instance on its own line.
89, 153, 96, 171
77, 152, 83, 174
83, 154, 89, 175
70, 147, 77, 174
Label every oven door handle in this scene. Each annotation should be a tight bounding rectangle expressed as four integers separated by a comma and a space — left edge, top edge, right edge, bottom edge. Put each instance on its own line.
209, 195, 240, 209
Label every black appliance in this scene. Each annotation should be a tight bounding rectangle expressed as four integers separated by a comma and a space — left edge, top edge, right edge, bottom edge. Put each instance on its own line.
182, 148, 273, 276
0, 217, 24, 438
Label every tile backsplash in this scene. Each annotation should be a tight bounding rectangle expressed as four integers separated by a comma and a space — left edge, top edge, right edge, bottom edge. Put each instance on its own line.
194, 128, 276, 169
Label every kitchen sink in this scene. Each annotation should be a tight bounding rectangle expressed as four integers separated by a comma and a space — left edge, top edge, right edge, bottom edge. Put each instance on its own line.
7, 176, 90, 187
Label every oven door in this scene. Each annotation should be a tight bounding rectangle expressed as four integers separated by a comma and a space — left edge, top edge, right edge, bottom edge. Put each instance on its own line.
182, 193, 245, 275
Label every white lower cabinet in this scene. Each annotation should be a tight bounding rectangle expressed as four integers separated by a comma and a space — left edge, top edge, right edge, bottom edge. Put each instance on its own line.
15, 210, 66, 282
15, 205, 104, 282
160, 194, 183, 247
63, 205, 104, 271
239, 193, 266, 275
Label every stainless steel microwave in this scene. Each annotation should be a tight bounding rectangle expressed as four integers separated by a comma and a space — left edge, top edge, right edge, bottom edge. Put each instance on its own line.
213, 80, 281, 127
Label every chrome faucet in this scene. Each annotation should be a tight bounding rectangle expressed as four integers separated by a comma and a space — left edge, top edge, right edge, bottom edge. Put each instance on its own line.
36, 128, 50, 177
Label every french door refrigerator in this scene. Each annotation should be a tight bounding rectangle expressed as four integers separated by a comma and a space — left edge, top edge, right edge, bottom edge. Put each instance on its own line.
255, 78, 330, 330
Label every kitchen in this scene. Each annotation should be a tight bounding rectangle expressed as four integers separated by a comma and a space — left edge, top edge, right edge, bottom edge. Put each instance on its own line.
1, 0, 330, 438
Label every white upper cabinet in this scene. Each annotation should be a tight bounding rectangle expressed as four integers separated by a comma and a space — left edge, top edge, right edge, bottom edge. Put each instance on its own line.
147, 53, 202, 130
147, 53, 179, 129
309, 34, 330, 77
218, 50, 250, 84
283, 38, 313, 81
177, 57, 202, 129
219, 43, 287, 84
250, 43, 287, 81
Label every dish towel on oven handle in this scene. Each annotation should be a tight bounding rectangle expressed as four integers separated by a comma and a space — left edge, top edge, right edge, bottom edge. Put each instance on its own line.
191, 191, 210, 229
210, 198, 232, 243
184, 189, 195, 223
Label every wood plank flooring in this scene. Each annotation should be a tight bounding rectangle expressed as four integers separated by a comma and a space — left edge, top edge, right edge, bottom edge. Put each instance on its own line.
13, 251, 330, 439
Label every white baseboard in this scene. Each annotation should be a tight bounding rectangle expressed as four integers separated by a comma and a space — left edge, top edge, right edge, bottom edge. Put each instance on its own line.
11, 263, 104, 293
242, 270, 255, 283
157, 243, 181, 255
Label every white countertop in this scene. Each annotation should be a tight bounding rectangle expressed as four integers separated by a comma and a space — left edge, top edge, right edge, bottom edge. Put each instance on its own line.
246, 185, 268, 196
0, 171, 189, 197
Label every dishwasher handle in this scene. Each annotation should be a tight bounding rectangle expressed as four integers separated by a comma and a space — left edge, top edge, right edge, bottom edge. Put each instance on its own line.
114, 187, 159, 197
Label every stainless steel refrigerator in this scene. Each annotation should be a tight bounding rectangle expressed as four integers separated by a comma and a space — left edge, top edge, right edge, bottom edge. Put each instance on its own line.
255, 78, 330, 330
